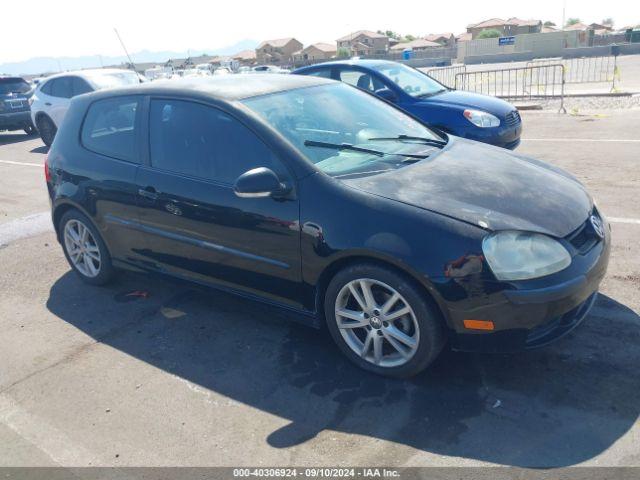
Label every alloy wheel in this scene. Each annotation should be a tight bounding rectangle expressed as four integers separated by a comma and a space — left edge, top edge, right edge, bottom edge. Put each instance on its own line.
63, 219, 101, 278
334, 278, 419, 368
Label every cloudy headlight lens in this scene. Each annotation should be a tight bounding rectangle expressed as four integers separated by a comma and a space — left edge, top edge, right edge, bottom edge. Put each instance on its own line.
482, 231, 571, 281
463, 109, 501, 128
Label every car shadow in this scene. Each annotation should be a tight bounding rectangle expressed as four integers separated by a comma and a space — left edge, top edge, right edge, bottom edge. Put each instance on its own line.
46, 270, 640, 467
0, 132, 36, 145
30, 145, 48, 154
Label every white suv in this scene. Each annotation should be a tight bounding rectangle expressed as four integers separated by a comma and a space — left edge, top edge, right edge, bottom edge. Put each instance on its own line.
30, 68, 143, 146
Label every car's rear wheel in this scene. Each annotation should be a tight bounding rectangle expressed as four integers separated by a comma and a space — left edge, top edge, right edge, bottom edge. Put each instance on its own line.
59, 210, 115, 285
36, 115, 57, 147
324, 263, 445, 378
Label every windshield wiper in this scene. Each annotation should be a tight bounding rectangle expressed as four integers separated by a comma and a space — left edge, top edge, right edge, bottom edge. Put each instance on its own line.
303, 139, 429, 159
367, 135, 447, 148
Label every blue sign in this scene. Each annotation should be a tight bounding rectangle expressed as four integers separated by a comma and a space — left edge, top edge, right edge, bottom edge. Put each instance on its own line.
499, 36, 515, 46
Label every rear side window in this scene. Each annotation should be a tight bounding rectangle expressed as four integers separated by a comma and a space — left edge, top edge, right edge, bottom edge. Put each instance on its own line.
72, 77, 93, 96
149, 99, 283, 184
40, 80, 53, 95
81, 96, 141, 162
50, 77, 73, 98
306, 68, 333, 79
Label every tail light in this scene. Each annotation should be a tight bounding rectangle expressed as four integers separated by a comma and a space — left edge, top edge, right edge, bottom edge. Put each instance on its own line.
44, 153, 51, 183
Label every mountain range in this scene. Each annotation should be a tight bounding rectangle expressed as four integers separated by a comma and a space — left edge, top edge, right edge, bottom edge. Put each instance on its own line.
0, 39, 258, 76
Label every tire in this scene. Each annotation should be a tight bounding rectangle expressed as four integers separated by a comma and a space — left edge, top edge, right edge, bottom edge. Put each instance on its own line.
36, 115, 57, 147
59, 209, 115, 285
324, 263, 445, 378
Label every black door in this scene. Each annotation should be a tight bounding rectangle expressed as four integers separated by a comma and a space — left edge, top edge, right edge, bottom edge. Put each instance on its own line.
135, 98, 302, 308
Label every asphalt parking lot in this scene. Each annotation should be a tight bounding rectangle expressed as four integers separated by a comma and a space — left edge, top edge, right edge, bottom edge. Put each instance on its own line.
1, 109, 639, 467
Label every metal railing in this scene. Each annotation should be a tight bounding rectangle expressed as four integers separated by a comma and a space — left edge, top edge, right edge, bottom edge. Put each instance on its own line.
454, 64, 566, 112
426, 64, 466, 88
526, 56, 615, 84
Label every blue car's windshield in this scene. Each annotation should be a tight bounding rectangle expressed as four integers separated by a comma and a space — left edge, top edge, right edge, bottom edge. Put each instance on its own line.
243, 83, 445, 178
373, 63, 446, 98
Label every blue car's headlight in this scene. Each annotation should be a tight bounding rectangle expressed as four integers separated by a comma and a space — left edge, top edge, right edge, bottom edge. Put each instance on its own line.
463, 109, 501, 128
482, 231, 571, 281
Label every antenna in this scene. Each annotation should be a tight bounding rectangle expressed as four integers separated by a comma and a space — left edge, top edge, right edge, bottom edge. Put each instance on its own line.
114, 28, 135, 71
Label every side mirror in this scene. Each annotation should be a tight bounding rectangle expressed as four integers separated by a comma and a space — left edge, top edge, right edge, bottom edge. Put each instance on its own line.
375, 87, 397, 103
233, 167, 290, 198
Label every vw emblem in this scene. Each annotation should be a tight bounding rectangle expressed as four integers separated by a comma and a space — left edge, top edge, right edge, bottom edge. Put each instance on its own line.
590, 215, 605, 239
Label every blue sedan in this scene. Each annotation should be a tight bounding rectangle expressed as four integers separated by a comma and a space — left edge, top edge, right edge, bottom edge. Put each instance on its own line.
293, 60, 522, 150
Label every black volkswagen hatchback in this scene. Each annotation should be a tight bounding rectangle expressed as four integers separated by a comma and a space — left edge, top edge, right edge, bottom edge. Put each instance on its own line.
46, 75, 610, 377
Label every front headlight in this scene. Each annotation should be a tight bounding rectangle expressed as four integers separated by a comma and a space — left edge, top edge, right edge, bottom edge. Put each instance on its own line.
482, 231, 571, 281
463, 109, 500, 128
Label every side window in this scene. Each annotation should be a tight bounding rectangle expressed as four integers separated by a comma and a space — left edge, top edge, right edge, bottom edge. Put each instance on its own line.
149, 99, 283, 184
306, 68, 333, 79
50, 77, 73, 98
81, 96, 140, 163
339, 69, 385, 92
72, 77, 93, 96
40, 80, 53, 95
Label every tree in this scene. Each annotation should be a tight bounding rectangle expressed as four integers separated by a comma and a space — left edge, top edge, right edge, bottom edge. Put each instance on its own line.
337, 47, 350, 58
543, 21, 556, 27
478, 28, 501, 39
565, 18, 581, 27
404, 34, 416, 41
602, 18, 614, 27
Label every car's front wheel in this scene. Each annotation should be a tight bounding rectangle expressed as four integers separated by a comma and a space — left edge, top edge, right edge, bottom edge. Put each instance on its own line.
59, 210, 115, 285
36, 115, 57, 147
324, 263, 445, 378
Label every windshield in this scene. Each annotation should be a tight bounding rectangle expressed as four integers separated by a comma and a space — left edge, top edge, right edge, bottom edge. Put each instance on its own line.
90, 72, 141, 90
373, 63, 446, 98
243, 83, 446, 178
0, 79, 31, 95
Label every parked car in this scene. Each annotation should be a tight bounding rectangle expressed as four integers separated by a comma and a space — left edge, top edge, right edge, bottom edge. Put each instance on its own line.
0, 76, 36, 134
30, 68, 142, 146
294, 60, 522, 150
45, 76, 609, 377
252, 65, 290, 74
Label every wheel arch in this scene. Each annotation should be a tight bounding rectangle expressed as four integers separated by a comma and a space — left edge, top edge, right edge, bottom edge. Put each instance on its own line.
314, 253, 451, 330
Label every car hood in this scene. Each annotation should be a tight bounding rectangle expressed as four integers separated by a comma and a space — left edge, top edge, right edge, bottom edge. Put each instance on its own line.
422, 89, 515, 116
343, 138, 592, 238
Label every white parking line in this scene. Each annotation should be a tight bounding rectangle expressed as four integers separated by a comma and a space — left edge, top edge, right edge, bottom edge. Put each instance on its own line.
0, 159, 42, 167
609, 217, 640, 225
523, 138, 640, 143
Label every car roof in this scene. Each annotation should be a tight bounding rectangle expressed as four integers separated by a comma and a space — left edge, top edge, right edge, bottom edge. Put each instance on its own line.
85, 74, 335, 102
295, 59, 397, 71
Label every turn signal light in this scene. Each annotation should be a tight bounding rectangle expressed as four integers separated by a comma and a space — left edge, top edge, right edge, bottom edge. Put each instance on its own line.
44, 154, 51, 183
463, 319, 495, 331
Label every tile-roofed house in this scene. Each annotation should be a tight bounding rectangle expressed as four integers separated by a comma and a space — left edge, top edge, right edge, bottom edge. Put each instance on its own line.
336, 30, 389, 56
423, 33, 456, 46
255, 37, 303, 65
293, 43, 337, 62
466, 17, 541, 38
390, 39, 442, 51
232, 49, 257, 65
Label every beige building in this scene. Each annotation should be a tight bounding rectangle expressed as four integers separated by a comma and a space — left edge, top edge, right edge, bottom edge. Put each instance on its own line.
466, 17, 542, 39
293, 43, 337, 62
336, 30, 389, 56
389, 39, 442, 52
255, 37, 303, 65
232, 49, 257, 66
423, 33, 456, 46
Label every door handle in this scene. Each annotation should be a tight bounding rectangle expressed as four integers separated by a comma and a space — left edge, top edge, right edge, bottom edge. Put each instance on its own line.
44, 102, 52, 106
138, 187, 159, 200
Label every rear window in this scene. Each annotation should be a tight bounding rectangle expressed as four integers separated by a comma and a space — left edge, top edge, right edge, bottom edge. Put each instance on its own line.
0, 78, 31, 95
81, 96, 141, 162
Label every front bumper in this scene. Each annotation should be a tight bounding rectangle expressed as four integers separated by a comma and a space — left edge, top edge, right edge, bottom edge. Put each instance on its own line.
458, 121, 522, 150
0, 111, 32, 130
446, 219, 611, 353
